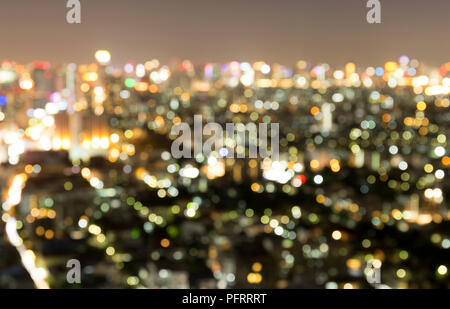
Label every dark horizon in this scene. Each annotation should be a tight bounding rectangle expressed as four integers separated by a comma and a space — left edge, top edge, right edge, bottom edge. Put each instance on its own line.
0, 0, 449, 67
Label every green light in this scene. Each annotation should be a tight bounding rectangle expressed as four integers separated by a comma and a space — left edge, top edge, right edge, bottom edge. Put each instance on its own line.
125, 78, 136, 88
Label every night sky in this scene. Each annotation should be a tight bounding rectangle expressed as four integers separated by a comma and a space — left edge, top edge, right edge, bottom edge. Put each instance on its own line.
0, 0, 449, 66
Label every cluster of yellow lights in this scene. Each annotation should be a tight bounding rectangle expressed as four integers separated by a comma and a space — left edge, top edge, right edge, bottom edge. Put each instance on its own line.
52, 136, 72, 150
202, 158, 226, 180
330, 159, 341, 173
229, 103, 248, 113
247, 262, 263, 284
80, 167, 104, 189
82, 72, 98, 82
82, 135, 110, 150
3, 174, 49, 289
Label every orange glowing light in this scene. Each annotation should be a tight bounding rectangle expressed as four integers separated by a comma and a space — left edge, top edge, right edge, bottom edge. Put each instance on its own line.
310, 106, 320, 116
160, 238, 170, 248
310, 159, 320, 170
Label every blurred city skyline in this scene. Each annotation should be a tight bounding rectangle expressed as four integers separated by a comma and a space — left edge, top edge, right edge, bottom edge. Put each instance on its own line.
0, 0, 449, 290
0, 0, 449, 66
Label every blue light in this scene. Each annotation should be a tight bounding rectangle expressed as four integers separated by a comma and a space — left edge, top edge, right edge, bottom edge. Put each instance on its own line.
0, 96, 7, 106
375, 67, 384, 76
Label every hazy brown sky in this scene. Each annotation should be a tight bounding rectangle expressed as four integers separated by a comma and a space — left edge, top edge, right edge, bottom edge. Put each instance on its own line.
0, 0, 449, 66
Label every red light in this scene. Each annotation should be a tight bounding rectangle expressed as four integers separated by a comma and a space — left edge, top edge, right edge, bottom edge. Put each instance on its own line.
33, 61, 51, 70
298, 175, 306, 184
